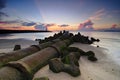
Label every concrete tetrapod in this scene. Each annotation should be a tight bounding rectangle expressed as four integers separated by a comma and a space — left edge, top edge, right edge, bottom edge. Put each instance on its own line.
34, 77, 49, 80
0, 39, 62, 68
49, 52, 81, 77
0, 39, 71, 80
49, 57, 80, 77
13, 45, 21, 51
62, 52, 80, 66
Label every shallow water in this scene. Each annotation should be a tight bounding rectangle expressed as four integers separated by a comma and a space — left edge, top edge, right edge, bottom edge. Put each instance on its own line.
78, 32, 120, 65
0, 31, 120, 65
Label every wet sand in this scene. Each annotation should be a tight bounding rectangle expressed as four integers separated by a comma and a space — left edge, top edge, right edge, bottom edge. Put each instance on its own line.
0, 39, 38, 52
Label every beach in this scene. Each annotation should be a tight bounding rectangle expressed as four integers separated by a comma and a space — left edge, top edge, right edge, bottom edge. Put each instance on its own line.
33, 43, 120, 80
0, 39, 120, 80
0, 39, 38, 52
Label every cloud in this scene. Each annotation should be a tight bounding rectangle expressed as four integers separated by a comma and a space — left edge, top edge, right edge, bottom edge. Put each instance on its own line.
0, 26, 36, 30
0, 20, 36, 26
0, 21, 6, 24
109, 24, 120, 30
78, 20, 94, 30
59, 24, 69, 27
112, 10, 120, 14
89, 9, 106, 21
0, 0, 8, 20
38, 23, 76, 31
0, 20, 37, 30
111, 24, 117, 29
7, 20, 22, 24
96, 23, 120, 31
0, 20, 47, 30
0, 20, 77, 31
0, 12, 8, 17
22, 22, 36, 26
34, 23, 56, 30
0, 20, 22, 24
45, 23, 56, 27
34, 24, 47, 30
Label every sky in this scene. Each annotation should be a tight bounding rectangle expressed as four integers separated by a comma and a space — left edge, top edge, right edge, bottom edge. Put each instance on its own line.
0, 0, 120, 31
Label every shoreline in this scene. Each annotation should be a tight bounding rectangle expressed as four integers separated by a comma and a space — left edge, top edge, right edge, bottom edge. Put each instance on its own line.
0, 38, 38, 52
33, 43, 120, 80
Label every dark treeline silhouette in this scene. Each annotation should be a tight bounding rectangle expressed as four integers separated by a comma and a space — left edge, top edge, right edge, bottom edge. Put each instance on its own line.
0, 29, 51, 34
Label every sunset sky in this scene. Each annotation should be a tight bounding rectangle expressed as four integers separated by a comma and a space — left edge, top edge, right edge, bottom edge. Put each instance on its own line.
0, 0, 120, 31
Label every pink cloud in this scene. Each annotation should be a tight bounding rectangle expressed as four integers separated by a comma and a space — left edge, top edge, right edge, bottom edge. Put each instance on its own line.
111, 24, 117, 29
78, 20, 94, 30
90, 9, 106, 21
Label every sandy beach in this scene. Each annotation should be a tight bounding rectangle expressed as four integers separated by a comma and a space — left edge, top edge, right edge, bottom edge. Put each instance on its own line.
0, 39, 120, 80
0, 39, 38, 53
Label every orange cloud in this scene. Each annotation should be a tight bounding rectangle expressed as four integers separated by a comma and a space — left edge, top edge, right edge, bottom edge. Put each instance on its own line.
0, 26, 36, 30
0, 21, 36, 30
0, 22, 77, 31
0, 22, 36, 30
46, 23, 77, 31
19, 26, 36, 30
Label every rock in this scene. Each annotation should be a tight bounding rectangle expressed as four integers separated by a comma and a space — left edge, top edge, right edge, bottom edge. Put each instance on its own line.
62, 53, 79, 66
61, 47, 81, 59
91, 37, 100, 42
49, 58, 64, 73
0, 53, 6, 57
78, 32, 81, 36
88, 56, 98, 61
67, 47, 80, 52
13, 45, 21, 51
67, 47, 86, 56
35, 39, 41, 41
49, 58, 81, 77
72, 34, 80, 42
71, 32, 96, 44
36, 31, 71, 44
86, 51, 98, 61
86, 51, 95, 57
78, 49, 86, 56
61, 50, 69, 58
34, 77, 49, 80
63, 65, 81, 77
69, 33, 74, 37
96, 39, 100, 42
72, 52, 81, 60
97, 45, 99, 47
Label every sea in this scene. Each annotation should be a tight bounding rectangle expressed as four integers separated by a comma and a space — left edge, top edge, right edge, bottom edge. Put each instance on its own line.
0, 31, 120, 65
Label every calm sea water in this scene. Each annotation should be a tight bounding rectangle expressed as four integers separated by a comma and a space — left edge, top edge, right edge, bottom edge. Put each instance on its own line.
0, 31, 120, 65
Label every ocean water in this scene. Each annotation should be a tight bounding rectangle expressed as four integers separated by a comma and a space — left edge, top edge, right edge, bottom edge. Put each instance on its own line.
81, 32, 120, 65
0, 31, 120, 65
